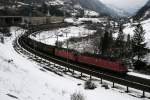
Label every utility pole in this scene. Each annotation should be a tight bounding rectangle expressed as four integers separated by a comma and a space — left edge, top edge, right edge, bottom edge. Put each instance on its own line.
66, 32, 69, 71
57, 32, 58, 45
46, 5, 51, 24
0, 34, 4, 44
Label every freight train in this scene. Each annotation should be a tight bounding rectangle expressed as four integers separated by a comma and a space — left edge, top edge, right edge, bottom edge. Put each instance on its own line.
20, 33, 128, 74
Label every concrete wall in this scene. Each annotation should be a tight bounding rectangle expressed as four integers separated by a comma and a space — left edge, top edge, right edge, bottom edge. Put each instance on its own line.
0, 16, 22, 26
22, 16, 64, 25
0, 16, 64, 26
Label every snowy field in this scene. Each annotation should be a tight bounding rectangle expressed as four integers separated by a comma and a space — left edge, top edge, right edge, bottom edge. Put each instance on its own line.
30, 25, 97, 53
30, 17, 107, 53
0, 27, 149, 100
30, 25, 96, 47
64, 17, 106, 25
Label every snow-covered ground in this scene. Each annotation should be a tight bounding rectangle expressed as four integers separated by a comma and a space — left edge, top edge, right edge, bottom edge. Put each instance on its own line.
64, 17, 107, 25
30, 25, 98, 53
84, 10, 99, 17
30, 25, 96, 46
45, 0, 64, 6
0, 27, 149, 100
128, 72, 150, 80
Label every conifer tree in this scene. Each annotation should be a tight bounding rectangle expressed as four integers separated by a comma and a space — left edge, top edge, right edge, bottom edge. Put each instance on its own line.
125, 34, 132, 58
115, 24, 125, 58
131, 23, 147, 60
101, 30, 113, 56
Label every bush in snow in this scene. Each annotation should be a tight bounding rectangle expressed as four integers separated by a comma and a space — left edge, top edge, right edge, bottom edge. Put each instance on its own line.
84, 79, 96, 90
146, 65, 150, 72
101, 84, 109, 89
55, 41, 63, 47
133, 60, 146, 70
69, 37, 80, 43
71, 92, 85, 100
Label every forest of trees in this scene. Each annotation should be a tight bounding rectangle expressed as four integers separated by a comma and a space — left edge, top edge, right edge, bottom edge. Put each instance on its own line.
93, 21, 148, 70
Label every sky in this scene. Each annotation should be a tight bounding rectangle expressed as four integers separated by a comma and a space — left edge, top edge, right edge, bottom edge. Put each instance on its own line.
100, 0, 148, 13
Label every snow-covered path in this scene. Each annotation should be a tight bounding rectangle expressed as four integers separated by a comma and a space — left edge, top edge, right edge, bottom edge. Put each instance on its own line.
0, 27, 148, 100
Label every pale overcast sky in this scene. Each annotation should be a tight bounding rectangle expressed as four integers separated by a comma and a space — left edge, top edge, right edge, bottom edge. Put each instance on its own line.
100, 0, 148, 13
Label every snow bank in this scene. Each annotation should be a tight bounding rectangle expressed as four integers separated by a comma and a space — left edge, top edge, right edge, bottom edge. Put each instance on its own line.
128, 72, 150, 80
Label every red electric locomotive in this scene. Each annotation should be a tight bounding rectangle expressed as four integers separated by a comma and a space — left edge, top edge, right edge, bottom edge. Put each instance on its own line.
77, 54, 128, 73
55, 48, 77, 61
54, 48, 128, 74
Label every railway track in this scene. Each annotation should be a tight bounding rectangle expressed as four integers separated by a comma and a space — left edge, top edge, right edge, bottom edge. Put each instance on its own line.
14, 23, 150, 98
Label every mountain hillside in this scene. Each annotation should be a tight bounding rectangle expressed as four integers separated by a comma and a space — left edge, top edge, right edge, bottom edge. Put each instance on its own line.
134, 0, 150, 20
105, 4, 130, 17
25, 0, 119, 17
0, 0, 129, 17
77, 0, 114, 17
70, 0, 130, 17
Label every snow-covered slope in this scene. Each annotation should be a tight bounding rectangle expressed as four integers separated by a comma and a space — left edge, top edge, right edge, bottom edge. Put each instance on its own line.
123, 19, 150, 47
134, 0, 150, 20
105, 4, 131, 17
0, 26, 149, 100
121, 18, 150, 63
30, 25, 96, 46
84, 10, 99, 17
100, 0, 148, 16
45, 0, 64, 5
